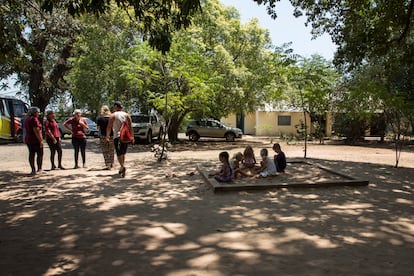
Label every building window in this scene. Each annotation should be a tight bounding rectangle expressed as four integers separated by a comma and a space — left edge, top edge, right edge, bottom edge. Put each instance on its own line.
278, 115, 291, 126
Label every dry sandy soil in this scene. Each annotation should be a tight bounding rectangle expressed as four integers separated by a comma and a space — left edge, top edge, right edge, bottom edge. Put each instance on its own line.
0, 135, 413, 276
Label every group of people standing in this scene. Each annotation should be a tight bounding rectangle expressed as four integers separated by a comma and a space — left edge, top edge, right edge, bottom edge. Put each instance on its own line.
24, 101, 133, 178
209, 143, 287, 183
99, 101, 134, 177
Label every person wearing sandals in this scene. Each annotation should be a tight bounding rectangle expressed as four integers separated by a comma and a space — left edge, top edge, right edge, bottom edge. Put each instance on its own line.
24, 106, 45, 175
44, 110, 65, 170
106, 101, 134, 177
64, 109, 89, 169
97, 105, 114, 170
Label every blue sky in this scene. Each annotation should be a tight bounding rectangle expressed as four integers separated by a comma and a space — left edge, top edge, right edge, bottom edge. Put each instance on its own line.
220, 0, 336, 60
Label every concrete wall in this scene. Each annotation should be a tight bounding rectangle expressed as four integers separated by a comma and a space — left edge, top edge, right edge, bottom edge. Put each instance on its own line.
254, 111, 309, 136
221, 114, 236, 127
223, 111, 333, 137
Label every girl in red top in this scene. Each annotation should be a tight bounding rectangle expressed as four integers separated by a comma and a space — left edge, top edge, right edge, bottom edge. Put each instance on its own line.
64, 109, 89, 168
44, 110, 65, 170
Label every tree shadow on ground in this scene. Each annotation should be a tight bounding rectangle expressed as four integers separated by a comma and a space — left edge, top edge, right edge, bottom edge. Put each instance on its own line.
0, 158, 413, 275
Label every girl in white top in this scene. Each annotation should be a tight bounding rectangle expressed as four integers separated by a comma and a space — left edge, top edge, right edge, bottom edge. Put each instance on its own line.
256, 148, 277, 177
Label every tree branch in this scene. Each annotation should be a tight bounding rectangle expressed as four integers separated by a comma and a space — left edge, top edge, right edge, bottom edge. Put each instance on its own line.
398, 0, 414, 43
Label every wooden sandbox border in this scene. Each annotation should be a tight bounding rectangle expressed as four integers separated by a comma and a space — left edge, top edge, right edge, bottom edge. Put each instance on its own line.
197, 160, 369, 193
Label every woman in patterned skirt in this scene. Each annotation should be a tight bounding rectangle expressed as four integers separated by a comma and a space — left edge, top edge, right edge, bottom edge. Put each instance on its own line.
97, 105, 114, 170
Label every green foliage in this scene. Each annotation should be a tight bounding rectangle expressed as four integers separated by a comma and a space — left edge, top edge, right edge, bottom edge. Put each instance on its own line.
336, 54, 414, 140
332, 113, 367, 144
66, 9, 138, 118
287, 55, 338, 112
294, 120, 307, 140
281, 133, 294, 144
252, 0, 414, 71
40, 0, 202, 53
111, 0, 285, 140
1, 1, 81, 111
282, 54, 339, 142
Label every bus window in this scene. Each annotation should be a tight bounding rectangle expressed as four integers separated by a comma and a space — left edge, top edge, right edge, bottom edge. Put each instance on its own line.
0, 97, 28, 142
0, 99, 5, 116
13, 99, 27, 116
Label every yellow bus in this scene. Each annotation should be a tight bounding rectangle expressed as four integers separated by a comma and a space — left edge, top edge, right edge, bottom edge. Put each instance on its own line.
0, 96, 28, 142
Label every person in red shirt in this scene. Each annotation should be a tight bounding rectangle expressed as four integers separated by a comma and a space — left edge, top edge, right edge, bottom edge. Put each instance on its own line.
64, 109, 89, 169
44, 110, 65, 170
24, 106, 44, 175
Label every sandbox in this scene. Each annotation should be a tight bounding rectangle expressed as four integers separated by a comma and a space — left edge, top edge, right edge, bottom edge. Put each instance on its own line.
198, 159, 369, 192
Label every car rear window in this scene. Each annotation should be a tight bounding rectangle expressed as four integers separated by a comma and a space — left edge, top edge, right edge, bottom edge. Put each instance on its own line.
131, 115, 149, 123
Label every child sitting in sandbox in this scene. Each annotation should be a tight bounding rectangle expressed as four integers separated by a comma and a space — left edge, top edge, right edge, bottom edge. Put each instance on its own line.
232, 152, 244, 170
208, 151, 233, 182
256, 148, 277, 178
273, 143, 286, 173
233, 145, 257, 178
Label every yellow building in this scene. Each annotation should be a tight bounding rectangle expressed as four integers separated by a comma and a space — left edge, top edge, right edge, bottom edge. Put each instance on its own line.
222, 107, 332, 137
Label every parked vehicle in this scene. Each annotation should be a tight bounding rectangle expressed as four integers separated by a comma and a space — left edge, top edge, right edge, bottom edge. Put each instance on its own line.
185, 119, 243, 142
131, 113, 164, 144
0, 96, 28, 143
58, 117, 99, 138
84, 118, 99, 137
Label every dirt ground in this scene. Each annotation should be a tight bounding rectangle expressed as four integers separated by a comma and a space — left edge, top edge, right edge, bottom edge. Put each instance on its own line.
0, 135, 413, 276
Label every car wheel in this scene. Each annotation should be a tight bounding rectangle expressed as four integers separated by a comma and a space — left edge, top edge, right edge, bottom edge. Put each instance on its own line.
188, 132, 200, 142
146, 130, 152, 144
225, 132, 235, 142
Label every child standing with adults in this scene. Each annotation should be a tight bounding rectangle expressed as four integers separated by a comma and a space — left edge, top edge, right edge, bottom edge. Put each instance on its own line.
44, 110, 65, 170
24, 106, 44, 175
64, 109, 89, 169
97, 105, 114, 170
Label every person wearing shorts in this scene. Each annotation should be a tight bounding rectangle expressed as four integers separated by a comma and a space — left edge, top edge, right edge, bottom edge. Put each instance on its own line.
106, 101, 133, 177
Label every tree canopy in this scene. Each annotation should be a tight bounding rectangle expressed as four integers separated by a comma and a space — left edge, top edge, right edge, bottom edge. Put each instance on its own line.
252, 0, 414, 70
1, 0, 412, 150
40, 0, 202, 53
67, 0, 284, 140
1, 1, 82, 111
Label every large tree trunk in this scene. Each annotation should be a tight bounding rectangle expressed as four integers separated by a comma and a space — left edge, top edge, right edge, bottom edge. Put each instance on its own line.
167, 112, 187, 142
28, 39, 74, 113
28, 37, 48, 111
